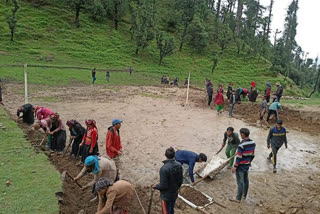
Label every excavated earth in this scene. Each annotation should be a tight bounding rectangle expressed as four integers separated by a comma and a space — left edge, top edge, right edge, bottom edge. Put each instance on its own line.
3, 83, 320, 214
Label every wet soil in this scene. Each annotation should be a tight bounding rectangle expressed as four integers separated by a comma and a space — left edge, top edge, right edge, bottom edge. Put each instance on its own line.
232, 102, 320, 136
3, 83, 320, 214
179, 186, 210, 207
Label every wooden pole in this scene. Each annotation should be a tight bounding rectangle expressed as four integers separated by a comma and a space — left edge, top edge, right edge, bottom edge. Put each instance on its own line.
185, 72, 191, 105
24, 63, 28, 104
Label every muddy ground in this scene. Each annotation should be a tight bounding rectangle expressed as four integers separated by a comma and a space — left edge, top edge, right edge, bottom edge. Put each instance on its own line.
3, 83, 320, 214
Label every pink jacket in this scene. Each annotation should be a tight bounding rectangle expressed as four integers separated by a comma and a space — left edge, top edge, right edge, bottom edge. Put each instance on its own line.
36, 107, 54, 120
215, 92, 224, 105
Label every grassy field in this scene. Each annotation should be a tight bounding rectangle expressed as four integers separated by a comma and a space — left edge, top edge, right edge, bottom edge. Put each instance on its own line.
0, 107, 61, 214
0, 0, 305, 96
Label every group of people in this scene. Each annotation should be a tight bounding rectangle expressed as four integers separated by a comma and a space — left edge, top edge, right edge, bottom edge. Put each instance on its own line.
91, 66, 134, 84
205, 79, 285, 123
161, 76, 179, 86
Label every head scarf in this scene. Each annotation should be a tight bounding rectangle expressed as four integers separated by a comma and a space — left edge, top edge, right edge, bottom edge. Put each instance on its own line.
66, 120, 75, 127
95, 178, 113, 192
84, 155, 100, 174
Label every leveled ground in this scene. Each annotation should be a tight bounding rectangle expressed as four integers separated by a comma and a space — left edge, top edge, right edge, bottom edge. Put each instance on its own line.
2, 83, 320, 214
0, 107, 61, 213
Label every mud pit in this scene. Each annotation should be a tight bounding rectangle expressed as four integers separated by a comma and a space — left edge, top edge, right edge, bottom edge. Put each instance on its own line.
179, 186, 210, 207
3, 83, 320, 214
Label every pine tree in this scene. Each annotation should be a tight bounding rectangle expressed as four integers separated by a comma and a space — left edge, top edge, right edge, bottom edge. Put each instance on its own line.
66, 0, 90, 28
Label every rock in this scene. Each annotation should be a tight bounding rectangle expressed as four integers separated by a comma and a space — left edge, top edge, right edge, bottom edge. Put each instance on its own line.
308, 176, 313, 180
291, 208, 298, 214
279, 210, 286, 214
78, 209, 85, 214
5, 180, 12, 186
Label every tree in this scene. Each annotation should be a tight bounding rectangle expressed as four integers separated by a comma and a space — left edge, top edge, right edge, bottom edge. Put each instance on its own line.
130, 0, 157, 55
282, 0, 299, 78
6, 0, 20, 42
308, 59, 320, 97
216, 0, 222, 18
87, 0, 106, 21
187, 16, 209, 52
106, 0, 127, 30
66, 0, 89, 28
265, 0, 274, 43
156, 32, 175, 65
235, 0, 243, 37
176, 0, 196, 51
211, 50, 221, 73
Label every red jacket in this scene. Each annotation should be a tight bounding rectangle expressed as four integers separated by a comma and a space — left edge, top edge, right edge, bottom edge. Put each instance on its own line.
215, 92, 224, 105
106, 127, 122, 159
82, 127, 98, 149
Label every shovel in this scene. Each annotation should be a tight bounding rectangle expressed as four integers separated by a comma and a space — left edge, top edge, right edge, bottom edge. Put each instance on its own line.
63, 137, 73, 157
61, 171, 82, 188
38, 134, 48, 147
147, 189, 155, 214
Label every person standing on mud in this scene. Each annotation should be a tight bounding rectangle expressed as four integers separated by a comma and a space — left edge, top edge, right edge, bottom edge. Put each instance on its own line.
214, 89, 224, 114
106, 119, 123, 170
66, 120, 85, 157
80, 119, 99, 162
266, 101, 282, 123
92, 68, 97, 84
74, 155, 117, 198
207, 83, 213, 106
175, 150, 207, 185
229, 128, 256, 203
273, 82, 283, 102
95, 178, 134, 214
49, 113, 66, 153
259, 96, 268, 125
17, 104, 34, 125
33, 105, 54, 120
152, 147, 183, 214
267, 120, 288, 173
227, 82, 234, 100
228, 90, 236, 117
217, 127, 240, 168
264, 83, 271, 103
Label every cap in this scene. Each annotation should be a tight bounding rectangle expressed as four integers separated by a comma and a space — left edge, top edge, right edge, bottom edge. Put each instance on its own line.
276, 82, 280, 86
112, 119, 123, 126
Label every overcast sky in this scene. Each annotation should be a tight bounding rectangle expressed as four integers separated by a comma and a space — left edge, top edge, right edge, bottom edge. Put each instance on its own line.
222, 0, 320, 59
260, 0, 320, 59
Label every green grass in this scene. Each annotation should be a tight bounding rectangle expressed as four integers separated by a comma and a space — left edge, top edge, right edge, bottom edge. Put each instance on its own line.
0, 107, 61, 214
281, 97, 320, 106
0, 0, 302, 95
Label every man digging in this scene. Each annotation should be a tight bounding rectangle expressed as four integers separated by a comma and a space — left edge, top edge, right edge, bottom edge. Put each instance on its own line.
229, 128, 256, 203
267, 120, 288, 173
175, 150, 207, 186
217, 127, 241, 169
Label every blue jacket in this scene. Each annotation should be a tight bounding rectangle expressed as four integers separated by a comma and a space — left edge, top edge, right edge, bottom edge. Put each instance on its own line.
175, 150, 198, 183
267, 126, 287, 147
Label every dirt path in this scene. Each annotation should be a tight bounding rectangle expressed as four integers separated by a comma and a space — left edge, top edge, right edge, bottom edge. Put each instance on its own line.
3, 84, 320, 214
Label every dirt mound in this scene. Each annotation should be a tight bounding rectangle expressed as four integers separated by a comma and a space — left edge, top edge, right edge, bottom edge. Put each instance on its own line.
232, 102, 320, 135
179, 186, 210, 207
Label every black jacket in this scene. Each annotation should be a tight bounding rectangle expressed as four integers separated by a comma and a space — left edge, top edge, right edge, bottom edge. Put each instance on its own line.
17, 104, 34, 125
275, 85, 283, 97
156, 159, 183, 202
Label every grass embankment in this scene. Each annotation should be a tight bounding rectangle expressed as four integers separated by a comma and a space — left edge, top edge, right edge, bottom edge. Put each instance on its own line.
0, 1, 303, 95
0, 107, 61, 214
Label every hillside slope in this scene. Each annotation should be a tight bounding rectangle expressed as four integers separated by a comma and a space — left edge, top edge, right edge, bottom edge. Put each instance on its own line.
0, 0, 301, 95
